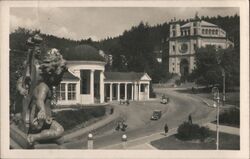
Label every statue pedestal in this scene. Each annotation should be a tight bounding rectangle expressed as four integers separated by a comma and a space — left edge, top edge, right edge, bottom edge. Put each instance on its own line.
10, 124, 31, 149
10, 124, 64, 149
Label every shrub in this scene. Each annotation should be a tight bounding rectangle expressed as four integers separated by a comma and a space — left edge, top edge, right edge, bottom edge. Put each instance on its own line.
219, 108, 240, 127
176, 122, 210, 141
175, 79, 181, 86
180, 76, 186, 83
150, 83, 156, 98
54, 107, 106, 131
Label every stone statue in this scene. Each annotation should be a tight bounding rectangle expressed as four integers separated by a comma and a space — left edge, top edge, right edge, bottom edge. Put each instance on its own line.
15, 33, 67, 147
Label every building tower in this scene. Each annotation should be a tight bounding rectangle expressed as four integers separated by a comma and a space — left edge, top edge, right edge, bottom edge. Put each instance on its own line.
168, 16, 233, 76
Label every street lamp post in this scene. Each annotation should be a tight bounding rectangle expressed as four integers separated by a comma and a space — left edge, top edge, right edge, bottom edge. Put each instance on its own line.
221, 68, 226, 106
212, 87, 220, 150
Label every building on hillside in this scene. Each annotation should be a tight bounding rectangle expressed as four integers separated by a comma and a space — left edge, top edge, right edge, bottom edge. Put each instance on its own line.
56, 45, 151, 106
168, 18, 234, 76
153, 45, 163, 63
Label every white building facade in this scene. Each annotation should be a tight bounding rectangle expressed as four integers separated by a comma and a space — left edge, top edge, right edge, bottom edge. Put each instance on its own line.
56, 45, 151, 106
168, 19, 234, 76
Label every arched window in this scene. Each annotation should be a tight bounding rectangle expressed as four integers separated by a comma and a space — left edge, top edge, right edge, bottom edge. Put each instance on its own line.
193, 28, 197, 35
173, 30, 176, 37
205, 29, 208, 34
215, 30, 218, 35
202, 29, 205, 34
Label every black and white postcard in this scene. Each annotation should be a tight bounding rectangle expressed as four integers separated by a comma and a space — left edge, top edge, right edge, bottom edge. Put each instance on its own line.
0, 0, 249, 158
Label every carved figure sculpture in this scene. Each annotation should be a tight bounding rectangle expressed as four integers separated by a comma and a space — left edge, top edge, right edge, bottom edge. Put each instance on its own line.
16, 33, 66, 146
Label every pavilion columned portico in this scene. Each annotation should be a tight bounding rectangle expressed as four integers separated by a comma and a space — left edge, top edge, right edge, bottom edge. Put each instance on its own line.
104, 72, 151, 102
56, 45, 152, 106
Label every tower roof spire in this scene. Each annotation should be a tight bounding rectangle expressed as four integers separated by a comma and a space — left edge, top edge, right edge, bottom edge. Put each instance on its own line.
195, 12, 200, 20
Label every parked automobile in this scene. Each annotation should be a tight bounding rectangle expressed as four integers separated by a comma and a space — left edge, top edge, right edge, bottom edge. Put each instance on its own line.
160, 95, 169, 104
151, 110, 162, 120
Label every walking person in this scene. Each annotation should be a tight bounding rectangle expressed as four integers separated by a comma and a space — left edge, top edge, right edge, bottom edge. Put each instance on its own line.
188, 114, 192, 124
164, 123, 169, 136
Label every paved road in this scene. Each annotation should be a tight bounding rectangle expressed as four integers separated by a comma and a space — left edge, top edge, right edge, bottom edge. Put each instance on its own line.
64, 88, 217, 149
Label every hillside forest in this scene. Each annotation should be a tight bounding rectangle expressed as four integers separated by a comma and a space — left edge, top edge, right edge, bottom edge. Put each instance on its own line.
9, 14, 240, 106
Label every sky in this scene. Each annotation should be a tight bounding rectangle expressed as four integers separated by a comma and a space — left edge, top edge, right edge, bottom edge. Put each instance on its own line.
10, 7, 239, 41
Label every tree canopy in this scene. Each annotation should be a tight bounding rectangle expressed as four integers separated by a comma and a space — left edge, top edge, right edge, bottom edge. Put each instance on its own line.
191, 45, 239, 89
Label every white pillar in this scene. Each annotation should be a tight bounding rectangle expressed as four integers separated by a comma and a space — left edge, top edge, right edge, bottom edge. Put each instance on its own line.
117, 83, 120, 101
90, 70, 95, 103
100, 71, 104, 103
131, 84, 134, 101
124, 83, 127, 100
147, 83, 150, 100
134, 83, 137, 100
109, 83, 113, 102
138, 83, 141, 101
65, 83, 68, 101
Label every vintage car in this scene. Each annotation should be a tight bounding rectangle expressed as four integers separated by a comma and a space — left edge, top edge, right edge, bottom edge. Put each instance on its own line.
160, 95, 169, 104
151, 110, 162, 120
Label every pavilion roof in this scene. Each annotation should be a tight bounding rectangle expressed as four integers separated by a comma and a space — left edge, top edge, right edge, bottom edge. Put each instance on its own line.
104, 72, 151, 82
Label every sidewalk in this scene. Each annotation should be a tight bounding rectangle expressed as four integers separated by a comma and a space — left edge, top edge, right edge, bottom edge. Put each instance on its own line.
103, 121, 240, 150
203, 123, 240, 135
103, 128, 178, 149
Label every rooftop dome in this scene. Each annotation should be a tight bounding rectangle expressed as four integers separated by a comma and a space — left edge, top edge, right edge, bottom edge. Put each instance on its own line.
62, 44, 105, 62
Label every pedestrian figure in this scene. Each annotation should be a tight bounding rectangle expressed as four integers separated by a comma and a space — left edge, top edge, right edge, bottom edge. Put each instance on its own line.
115, 121, 121, 131
188, 114, 192, 124
126, 99, 130, 106
164, 123, 169, 135
110, 107, 114, 114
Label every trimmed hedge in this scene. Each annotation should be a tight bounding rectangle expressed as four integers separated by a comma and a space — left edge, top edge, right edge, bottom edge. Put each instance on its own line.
176, 122, 210, 141
54, 107, 106, 131
219, 108, 239, 127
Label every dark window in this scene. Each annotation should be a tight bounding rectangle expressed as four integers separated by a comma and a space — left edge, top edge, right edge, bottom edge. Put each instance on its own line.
141, 84, 145, 92
193, 28, 197, 35
187, 30, 190, 35
173, 31, 176, 37
193, 44, 197, 50
202, 29, 205, 34
172, 45, 176, 52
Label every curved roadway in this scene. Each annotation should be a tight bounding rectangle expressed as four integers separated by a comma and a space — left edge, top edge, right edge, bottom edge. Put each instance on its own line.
64, 88, 216, 149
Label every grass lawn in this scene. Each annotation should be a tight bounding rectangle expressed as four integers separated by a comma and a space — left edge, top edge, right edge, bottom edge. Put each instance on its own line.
151, 131, 240, 150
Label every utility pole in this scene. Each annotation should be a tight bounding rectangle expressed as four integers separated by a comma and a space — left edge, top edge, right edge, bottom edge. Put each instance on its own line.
212, 87, 220, 150
222, 68, 226, 106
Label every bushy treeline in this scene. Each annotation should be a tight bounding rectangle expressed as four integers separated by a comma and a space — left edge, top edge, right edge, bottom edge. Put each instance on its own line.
190, 45, 239, 90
